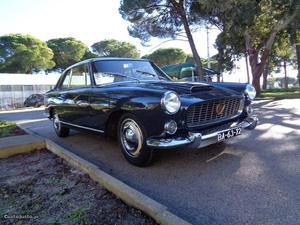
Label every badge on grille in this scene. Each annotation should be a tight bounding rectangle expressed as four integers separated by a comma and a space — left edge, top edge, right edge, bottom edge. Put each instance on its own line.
215, 103, 225, 115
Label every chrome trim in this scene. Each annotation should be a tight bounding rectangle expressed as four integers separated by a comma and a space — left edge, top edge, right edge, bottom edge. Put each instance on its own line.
60, 121, 104, 133
186, 97, 243, 128
120, 118, 143, 157
164, 120, 177, 135
146, 117, 258, 149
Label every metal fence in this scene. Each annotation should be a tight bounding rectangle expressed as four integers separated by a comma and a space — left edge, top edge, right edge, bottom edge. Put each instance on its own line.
0, 85, 54, 110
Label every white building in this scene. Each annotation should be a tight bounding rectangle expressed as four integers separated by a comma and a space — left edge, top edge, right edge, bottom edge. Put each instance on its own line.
0, 73, 60, 109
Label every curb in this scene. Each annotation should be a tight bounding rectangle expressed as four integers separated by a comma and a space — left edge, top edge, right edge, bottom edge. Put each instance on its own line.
17, 124, 192, 225
0, 136, 45, 159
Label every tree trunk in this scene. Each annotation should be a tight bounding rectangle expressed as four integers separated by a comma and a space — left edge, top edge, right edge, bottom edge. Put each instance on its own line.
296, 44, 300, 87
171, 0, 204, 81
245, 53, 250, 83
181, 16, 203, 81
262, 62, 269, 90
283, 59, 288, 89
247, 49, 268, 96
244, 8, 298, 94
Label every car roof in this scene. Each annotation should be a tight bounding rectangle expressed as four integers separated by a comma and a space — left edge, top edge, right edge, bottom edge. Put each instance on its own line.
64, 57, 149, 71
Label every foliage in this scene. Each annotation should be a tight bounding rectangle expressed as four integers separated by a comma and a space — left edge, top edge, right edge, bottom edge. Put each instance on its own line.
190, 0, 300, 94
91, 39, 139, 58
143, 48, 187, 66
82, 49, 98, 60
0, 34, 55, 73
47, 37, 87, 70
271, 31, 295, 70
119, 0, 205, 79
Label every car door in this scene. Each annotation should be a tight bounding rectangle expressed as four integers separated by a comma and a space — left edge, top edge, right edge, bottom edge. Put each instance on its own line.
88, 62, 113, 131
55, 63, 92, 126
65, 63, 92, 126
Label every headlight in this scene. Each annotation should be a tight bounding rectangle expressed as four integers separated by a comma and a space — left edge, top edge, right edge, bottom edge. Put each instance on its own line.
245, 84, 256, 100
161, 91, 181, 114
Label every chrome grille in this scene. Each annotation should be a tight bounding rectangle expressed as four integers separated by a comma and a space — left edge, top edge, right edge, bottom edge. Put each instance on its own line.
186, 97, 241, 128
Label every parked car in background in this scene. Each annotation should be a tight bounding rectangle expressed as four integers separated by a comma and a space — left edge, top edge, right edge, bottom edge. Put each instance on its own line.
45, 58, 257, 166
24, 94, 44, 107
161, 62, 220, 82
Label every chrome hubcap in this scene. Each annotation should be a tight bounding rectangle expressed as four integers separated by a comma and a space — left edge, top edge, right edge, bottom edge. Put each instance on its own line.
53, 115, 60, 130
120, 119, 143, 157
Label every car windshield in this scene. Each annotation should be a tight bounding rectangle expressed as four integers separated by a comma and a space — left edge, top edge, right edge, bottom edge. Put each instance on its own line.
92, 60, 171, 85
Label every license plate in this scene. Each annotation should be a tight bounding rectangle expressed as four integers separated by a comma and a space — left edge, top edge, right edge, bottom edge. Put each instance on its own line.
217, 127, 242, 141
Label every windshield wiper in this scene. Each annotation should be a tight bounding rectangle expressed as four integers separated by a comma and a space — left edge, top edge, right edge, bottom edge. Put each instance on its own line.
135, 70, 157, 77
101, 72, 140, 82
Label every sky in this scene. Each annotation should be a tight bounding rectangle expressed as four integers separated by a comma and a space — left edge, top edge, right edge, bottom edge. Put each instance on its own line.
0, 0, 220, 57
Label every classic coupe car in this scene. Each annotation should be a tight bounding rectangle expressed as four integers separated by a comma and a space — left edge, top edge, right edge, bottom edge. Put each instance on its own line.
45, 58, 257, 166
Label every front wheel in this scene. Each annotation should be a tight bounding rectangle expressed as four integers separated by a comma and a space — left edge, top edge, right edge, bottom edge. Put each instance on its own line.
118, 114, 153, 167
53, 113, 70, 137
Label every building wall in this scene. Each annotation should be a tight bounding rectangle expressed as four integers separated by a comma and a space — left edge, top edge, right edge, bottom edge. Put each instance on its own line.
0, 73, 60, 109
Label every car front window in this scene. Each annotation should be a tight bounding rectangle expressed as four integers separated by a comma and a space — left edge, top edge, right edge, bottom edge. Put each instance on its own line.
92, 60, 170, 85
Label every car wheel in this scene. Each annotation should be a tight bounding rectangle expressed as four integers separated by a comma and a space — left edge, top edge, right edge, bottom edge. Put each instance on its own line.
118, 113, 153, 166
53, 113, 70, 137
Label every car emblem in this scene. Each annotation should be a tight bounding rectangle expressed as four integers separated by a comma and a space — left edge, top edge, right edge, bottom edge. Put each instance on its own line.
215, 103, 225, 115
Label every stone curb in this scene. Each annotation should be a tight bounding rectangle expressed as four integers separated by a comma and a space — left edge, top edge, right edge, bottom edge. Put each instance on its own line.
16, 124, 191, 225
0, 136, 45, 159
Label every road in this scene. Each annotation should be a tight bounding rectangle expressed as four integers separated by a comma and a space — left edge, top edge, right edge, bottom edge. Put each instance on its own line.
1, 99, 299, 225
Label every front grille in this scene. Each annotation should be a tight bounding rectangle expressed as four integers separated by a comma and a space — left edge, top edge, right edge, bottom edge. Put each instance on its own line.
186, 97, 242, 128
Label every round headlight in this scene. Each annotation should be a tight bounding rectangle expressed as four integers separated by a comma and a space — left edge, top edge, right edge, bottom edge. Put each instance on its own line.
245, 84, 256, 100
161, 91, 181, 114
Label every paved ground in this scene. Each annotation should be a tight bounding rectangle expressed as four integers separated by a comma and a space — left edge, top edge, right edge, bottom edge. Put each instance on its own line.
1, 100, 299, 225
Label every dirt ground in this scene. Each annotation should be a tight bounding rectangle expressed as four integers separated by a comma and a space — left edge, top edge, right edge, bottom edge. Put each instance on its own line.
0, 150, 157, 225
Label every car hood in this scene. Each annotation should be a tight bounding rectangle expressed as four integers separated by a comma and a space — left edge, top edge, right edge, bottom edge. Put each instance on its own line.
135, 80, 239, 97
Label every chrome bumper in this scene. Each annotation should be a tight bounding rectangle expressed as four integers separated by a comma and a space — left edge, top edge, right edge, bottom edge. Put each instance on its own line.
146, 117, 258, 149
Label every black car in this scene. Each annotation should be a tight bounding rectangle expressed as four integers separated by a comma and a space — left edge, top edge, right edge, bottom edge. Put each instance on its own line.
45, 58, 257, 166
24, 94, 44, 107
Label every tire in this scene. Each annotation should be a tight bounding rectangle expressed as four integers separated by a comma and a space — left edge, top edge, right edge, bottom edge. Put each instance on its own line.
53, 113, 70, 137
118, 113, 153, 167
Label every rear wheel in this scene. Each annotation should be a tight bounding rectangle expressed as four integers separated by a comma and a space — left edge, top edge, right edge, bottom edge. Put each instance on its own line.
118, 113, 153, 166
53, 113, 69, 137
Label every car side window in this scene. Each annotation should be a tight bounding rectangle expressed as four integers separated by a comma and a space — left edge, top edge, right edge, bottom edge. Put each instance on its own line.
92, 62, 115, 85
61, 70, 72, 89
69, 64, 91, 88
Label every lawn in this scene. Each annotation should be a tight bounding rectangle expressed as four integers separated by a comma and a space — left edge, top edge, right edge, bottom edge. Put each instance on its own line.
260, 88, 300, 98
0, 120, 25, 138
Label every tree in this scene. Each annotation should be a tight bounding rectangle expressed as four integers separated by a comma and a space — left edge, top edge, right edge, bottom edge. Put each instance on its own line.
288, 21, 300, 86
91, 39, 139, 58
296, 32, 300, 87
143, 48, 187, 66
82, 49, 98, 60
0, 34, 55, 73
47, 37, 87, 70
119, 0, 205, 80
191, 0, 300, 95
272, 32, 294, 89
